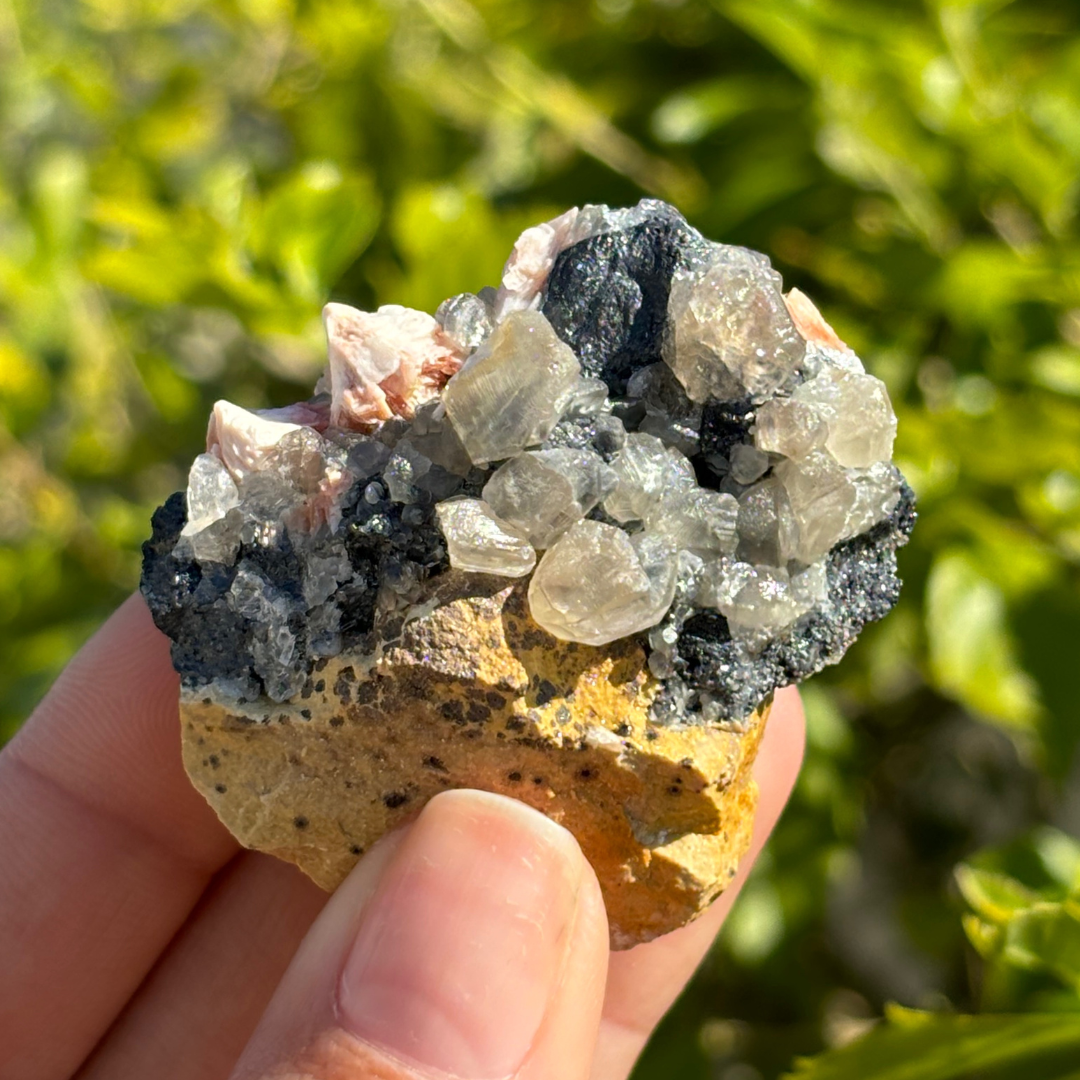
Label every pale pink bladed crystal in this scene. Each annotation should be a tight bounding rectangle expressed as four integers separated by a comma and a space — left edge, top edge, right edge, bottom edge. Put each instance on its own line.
323, 302, 466, 431
494, 208, 580, 320
784, 288, 849, 353
206, 400, 305, 478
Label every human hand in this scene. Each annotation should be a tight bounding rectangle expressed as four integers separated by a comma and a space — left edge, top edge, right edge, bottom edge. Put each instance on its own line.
0, 594, 804, 1080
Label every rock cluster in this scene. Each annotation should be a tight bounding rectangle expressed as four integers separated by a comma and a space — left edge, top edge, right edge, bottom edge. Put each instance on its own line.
141, 199, 914, 942
143, 198, 912, 725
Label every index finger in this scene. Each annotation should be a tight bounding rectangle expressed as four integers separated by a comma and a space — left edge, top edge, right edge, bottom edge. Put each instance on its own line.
0, 595, 240, 1080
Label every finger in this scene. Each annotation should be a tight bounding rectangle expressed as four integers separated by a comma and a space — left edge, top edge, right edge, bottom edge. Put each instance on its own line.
230, 789, 610, 1080
0, 595, 240, 1080
590, 686, 806, 1080
77, 853, 327, 1080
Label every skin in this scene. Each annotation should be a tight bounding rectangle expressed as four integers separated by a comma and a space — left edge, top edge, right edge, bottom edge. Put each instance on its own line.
0, 594, 805, 1080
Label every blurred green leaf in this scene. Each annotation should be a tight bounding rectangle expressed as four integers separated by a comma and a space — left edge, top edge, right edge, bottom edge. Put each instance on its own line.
926, 550, 1040, 726
787, 1008, 1080, 1080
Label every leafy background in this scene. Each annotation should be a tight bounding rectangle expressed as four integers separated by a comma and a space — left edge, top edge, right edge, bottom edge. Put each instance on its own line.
3, 0, 1080, 1076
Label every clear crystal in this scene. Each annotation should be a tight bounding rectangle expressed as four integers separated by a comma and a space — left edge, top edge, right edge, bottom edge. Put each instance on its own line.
228, 561, 306, 702
562, 377, 610, 417
407, 400, 474, 476
753, 395, 827, 461
484, 449, 615, 550
773, 450, 858, 564
629, 362, 704, 454
435, 498, 536, 577
383, 441, 432, 504
435, 292, 494, 350
843, 461, 902, 539
712, 559, 827, 651
652, 487, 739, 556
303, 550, 354, 607
604, 433, 697, 524
182, 453, 240, 536
664, 244, 805, 403
528, 520, 678, 645
790, 368, 897, 468
729, 443, 770, 484
442, 310, 581, 464
736, 476, 797, 566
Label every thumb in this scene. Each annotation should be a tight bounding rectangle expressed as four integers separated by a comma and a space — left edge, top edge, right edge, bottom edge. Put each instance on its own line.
230, 789, 609, 1080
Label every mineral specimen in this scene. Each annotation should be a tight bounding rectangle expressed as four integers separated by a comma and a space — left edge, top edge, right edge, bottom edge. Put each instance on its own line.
142, 197, 913, 946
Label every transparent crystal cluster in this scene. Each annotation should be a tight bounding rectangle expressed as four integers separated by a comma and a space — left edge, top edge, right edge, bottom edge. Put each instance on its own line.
143, 198, 911, 720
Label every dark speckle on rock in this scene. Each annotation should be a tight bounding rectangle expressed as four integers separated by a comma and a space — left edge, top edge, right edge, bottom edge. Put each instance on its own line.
383, 791, 409, 809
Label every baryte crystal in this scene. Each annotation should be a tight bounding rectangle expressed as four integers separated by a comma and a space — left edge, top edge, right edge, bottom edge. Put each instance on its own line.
323, 302, 465, 429
442, 310, 581, 464
604, 433, 696, 524
435, 498, 536, 577
664, 244, 805, 403
495, 208, 582, 320
483, 449, 614, 550
206, 400, 304, 479
528, 520, 677, 645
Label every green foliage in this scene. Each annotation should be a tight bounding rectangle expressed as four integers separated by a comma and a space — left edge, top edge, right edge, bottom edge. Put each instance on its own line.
3, 0, 1080, 1075
787, 1007, 1080, 1080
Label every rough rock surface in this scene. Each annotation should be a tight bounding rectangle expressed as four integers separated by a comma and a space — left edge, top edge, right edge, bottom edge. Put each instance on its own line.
181, 573, 767, 948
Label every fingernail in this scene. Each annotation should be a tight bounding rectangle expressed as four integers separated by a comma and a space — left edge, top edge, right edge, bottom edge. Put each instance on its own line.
338, 790, 583, 1079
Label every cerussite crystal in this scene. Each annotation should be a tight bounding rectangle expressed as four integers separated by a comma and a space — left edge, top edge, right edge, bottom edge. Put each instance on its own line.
528, 521, 677, 646
441, 310, 581, 463
143, 196, 912, 729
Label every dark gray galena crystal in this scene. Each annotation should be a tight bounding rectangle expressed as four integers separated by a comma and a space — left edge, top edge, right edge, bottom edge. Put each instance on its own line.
141, 199, 913, 721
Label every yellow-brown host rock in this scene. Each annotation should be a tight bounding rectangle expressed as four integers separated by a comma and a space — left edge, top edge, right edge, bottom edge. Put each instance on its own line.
181, 573, 768, 949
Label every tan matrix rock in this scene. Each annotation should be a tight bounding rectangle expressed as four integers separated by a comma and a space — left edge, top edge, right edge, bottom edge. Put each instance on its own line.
181, 572, 768, 949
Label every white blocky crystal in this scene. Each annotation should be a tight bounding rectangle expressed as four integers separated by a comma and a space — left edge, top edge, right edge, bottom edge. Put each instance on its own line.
652, 487, 739, 556
528, 520, 678, 646
604, 433, 697, 524
323, 302, 465, 430
435, 498, 536, 577
712, 559, 828, 651
665, 244, 805, 403
483, 449, 615, 550
788, 368, 896, 469
442, 310, 581, 464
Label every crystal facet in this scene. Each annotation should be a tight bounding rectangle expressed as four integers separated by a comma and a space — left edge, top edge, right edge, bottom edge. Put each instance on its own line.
528, 521, 678, 645
442, 310, 581, 464
436, 498, 536, 577
665, 245, 805, 403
